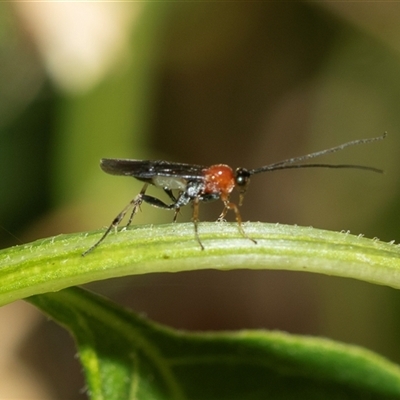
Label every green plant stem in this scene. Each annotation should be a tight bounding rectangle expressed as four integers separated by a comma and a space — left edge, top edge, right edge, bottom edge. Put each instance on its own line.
1, 222, 400, 306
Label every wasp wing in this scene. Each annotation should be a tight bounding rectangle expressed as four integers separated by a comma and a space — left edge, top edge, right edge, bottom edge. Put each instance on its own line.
100, 159, 206, 181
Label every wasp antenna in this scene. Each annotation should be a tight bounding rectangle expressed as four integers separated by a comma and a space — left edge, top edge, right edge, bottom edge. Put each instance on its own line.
249, 133, 387, 175
259, 163, 384, 174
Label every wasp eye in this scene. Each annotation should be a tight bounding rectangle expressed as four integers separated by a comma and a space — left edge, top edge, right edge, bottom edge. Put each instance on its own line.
235, 168, 251, 187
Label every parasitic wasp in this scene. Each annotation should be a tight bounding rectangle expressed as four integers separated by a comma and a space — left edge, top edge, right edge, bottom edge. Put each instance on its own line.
82, 133, 386, 255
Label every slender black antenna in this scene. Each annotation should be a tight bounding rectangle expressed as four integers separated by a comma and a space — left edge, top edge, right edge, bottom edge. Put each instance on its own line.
249, 133, 387, 175
256, 163, 383, 174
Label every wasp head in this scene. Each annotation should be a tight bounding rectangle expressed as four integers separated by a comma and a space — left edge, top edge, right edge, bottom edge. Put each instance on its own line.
235, 168, 251, 205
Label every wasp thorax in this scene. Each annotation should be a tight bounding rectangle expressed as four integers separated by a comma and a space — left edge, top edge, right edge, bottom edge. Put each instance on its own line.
203, 164, 235, 200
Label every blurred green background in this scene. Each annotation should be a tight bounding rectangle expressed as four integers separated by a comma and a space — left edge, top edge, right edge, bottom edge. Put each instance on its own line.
1, 2, 400, 398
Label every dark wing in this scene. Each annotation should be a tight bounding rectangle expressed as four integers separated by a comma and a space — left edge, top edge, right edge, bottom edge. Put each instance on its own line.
100, 159, 206, 180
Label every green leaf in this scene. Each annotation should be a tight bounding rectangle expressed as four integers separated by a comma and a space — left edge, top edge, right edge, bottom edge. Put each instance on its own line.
28, 287, 400, 400
1, 222, 400, 306
3, 223, 400, 398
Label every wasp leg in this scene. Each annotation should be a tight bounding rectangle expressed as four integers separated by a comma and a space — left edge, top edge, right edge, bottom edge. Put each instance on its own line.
146, 182, 205, 250
192, 197, 204, 250
223, 200, 257, 244
172, 209, 180, 222
162, 188, 180, 222
142, 186, 208, 250
217, 206, 228, 222
140, 193, 186, 223
141, 194, 178, 209
164, 188, 177, 202
82, 184, 149, 256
